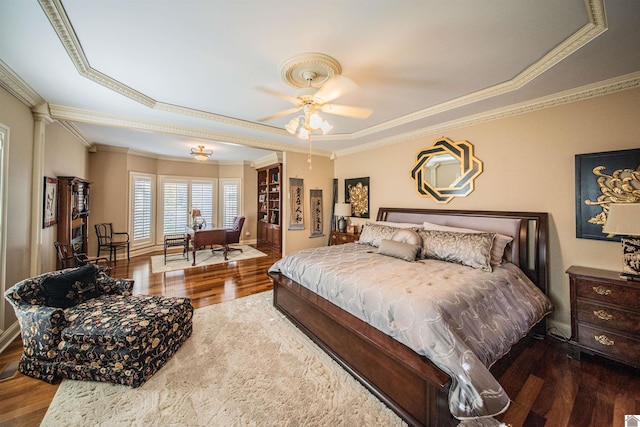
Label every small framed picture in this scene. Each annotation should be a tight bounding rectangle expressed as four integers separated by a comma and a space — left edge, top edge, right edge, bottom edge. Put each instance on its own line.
346, 225, 358, 234
43, 177, 58, 228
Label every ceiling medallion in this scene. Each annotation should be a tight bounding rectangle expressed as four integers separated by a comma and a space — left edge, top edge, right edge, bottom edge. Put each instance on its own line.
279, 53, 342, 89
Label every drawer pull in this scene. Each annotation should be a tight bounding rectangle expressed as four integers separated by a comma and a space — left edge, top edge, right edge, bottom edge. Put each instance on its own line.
594, 334, 614, 346
593, 310, 613, 321
592, 285, 611, 296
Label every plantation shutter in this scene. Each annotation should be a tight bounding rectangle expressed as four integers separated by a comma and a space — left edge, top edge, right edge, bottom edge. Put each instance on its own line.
221, 179, 240, 228
190, 181, 214, 228
132, 176, 153, 241
163, 181, 189, 234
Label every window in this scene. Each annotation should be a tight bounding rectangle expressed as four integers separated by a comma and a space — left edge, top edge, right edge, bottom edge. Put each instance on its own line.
158, 176, 217, 240
129, 173, 155, 247
0, 125, 8, 333
220, 178, 241, 228
190, 180, 214, 227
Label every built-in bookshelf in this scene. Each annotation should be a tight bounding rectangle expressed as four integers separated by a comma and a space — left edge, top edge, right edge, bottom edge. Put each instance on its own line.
56, 176, 90, 269
257, 163, 281, 249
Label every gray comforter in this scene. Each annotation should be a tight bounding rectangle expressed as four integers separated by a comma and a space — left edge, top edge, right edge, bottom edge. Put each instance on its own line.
268, 243, 552, 420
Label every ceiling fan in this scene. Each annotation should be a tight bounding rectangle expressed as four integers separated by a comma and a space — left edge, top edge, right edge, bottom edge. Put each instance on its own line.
257, 53, 373, 124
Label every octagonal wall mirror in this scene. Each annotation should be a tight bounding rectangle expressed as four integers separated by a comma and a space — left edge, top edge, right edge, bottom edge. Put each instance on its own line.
410, 137, 483, 203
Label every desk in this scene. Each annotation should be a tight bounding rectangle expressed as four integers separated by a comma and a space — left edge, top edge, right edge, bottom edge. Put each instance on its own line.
188, 228, 228, 265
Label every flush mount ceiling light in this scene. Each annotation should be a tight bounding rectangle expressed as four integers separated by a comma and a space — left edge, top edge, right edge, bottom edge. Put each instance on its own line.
190, 145, 213, 161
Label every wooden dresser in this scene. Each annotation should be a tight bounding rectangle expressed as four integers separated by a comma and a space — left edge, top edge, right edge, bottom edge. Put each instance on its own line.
330, 231, 359, 245
567, 265, 640, 368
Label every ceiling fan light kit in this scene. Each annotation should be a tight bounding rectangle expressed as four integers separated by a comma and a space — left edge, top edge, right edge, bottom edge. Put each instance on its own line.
258, 52, 372, 137
285, 104, 334, 140
190, 145, 213, 161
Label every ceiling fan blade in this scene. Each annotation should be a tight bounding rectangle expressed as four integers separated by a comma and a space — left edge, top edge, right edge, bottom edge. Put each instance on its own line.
320, 103, 373, 119
256, 86, 303, 107
258, 106, 302, 122
313, 75, 359, 104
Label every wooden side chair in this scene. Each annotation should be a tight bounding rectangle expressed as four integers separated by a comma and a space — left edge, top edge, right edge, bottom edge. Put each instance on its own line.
95, 223, 130, 265
54, 242, 110, 271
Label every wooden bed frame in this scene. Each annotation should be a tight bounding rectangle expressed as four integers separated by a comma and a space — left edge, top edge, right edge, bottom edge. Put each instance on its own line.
268, 208, 549, 426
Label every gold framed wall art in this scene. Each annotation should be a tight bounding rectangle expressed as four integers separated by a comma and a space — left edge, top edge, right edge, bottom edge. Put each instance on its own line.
575, 148, 640, 241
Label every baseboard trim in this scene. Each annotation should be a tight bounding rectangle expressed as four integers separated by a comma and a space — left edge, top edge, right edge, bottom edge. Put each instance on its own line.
0, 321, 20, 354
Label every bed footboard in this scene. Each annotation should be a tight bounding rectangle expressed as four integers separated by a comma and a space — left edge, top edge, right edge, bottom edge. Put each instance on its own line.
269, 271, 456, 427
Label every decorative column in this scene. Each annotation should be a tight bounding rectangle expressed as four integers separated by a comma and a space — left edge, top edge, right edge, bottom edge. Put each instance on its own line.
30, 103, 53, 276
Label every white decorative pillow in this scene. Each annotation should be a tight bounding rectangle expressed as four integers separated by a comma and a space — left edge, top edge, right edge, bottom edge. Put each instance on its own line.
391, 229, 422, 246
378, 239, 421, 262
417, 229, 495, 272
422, 221, 513, 266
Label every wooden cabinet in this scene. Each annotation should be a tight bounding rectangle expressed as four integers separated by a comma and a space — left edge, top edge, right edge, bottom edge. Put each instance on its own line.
330, 231, 360, 245
57, 177, 90, 269
567, 265, 640, 368
257, 164, 281, 249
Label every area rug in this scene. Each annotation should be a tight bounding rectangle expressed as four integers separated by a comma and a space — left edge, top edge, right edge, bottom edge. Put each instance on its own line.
151, 245, 267, 273
41, 291, 406, 427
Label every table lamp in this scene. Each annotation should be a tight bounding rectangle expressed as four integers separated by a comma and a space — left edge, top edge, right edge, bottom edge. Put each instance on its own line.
334, 203, 352, 233
602, 202, 640, 280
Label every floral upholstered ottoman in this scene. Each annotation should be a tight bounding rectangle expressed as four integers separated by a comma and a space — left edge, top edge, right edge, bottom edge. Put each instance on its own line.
5, 264, 193, 387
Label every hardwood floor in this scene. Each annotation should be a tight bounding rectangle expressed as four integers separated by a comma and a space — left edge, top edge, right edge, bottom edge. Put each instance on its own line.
1, 245, 639, 426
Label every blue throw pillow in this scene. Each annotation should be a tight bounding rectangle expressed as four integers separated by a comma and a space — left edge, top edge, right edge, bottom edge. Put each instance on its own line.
40, 264, 99, 308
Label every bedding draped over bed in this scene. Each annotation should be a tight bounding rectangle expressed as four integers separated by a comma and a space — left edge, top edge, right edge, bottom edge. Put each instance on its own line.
269, 243, 552, 420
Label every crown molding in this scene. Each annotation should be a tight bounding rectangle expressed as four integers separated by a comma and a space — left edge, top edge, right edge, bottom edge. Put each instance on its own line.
37, 0, 287, 136
57, 121, 93, 147
334, 70, 640, 158
252, 152, 283, 169
35, 0, 608, 141
349, 0, 607, 139
5, 0, 627, 163
0, 59, 44, 107
48, 104, 333, 158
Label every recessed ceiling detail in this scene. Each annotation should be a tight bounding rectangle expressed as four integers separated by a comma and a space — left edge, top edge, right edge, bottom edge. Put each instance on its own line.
2, 0, 637, 163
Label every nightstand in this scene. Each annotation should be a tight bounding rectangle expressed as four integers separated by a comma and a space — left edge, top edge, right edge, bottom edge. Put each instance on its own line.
567, 265, 640, 368
330, 231, 360, 245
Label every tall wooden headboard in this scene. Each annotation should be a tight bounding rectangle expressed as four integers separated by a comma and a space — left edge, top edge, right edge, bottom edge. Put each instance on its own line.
376, 208, 549, 296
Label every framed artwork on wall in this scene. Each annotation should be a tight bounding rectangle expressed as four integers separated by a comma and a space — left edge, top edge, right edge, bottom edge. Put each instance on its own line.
43, 176, 58, 228
289, 178, 304, 230
575, 148, 640, 241
345, 177, 370, 219
309, 189, 323, 237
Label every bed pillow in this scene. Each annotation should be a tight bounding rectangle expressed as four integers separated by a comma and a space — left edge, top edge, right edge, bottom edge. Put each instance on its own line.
358, 222, 402, 247
391, 229, 422, 246
378, 239, 421, 262
417, 229, 495, 272
422, 221, 513, 266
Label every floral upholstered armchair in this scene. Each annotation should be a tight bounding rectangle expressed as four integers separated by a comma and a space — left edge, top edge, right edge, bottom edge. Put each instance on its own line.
4, 264, 193, 387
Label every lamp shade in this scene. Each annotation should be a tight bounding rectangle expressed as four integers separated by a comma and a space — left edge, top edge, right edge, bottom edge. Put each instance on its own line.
334, 203, 352, 218
603, 203, 640, 236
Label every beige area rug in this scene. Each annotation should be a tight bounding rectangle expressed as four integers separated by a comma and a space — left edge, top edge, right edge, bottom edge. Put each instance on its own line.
151, 245, 267, 274
41, 291, 406, 427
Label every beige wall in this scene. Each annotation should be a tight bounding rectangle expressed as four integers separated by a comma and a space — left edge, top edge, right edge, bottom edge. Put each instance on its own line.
0, 88, 88, 343
334, 87, 640, 336
0, 86, 34, 338
282, 151, 334, 255
42, 122, 89, 272
88, 148, 256, 256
